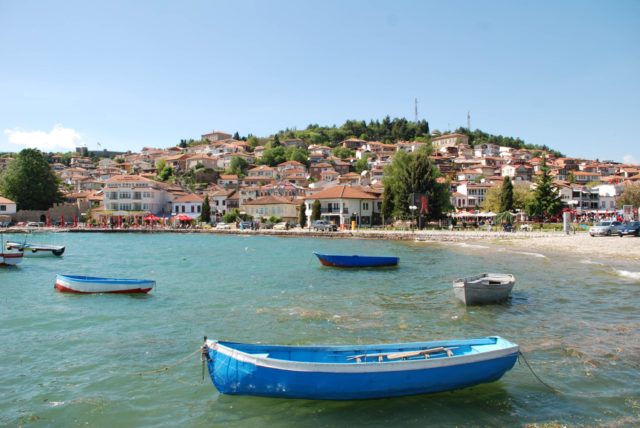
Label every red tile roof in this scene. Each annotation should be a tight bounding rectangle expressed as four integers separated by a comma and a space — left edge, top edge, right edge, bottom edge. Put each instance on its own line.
306, 185, 376, 200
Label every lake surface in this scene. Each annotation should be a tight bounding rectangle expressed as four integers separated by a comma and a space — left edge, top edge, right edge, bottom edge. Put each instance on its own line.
1, 232, 639, 427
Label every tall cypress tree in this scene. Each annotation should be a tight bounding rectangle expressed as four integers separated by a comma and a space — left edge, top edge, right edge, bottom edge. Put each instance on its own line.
500, 176, 514, 212
526, 157, 563, 220
311, 200, 321, 221
201, 195, 211, 223
298, 201, 307, 227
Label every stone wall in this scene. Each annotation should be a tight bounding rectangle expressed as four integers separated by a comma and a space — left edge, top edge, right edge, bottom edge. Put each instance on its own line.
13, 203, 80, 223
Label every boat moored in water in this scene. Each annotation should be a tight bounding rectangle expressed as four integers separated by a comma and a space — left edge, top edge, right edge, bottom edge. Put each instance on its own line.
1, 251, 23, 266
6, 241, 65, 256
453, 273, 516, 305
313, 252, 399, 268
55, 274, 155, 294
203, 336, 519, 400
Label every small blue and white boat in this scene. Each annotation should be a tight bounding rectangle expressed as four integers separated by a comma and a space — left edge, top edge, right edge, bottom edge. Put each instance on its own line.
55, 274, 155, 294
203, 336, 518, 400
313, 252, 399, 268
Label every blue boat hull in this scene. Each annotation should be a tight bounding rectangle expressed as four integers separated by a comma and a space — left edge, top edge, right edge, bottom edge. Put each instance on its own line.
314, 252, 399, 268
205, 337, 518, 400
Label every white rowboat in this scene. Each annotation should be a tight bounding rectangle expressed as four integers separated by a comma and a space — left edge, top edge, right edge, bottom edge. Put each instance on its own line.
55, 274, 155, 294
453, 273, 515, 305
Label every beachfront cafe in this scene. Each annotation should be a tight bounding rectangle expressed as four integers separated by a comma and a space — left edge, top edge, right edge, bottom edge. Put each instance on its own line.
93, 210, 167, 228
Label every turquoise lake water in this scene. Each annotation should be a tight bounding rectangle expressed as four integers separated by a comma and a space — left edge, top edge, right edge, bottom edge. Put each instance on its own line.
1, 232, 639, 427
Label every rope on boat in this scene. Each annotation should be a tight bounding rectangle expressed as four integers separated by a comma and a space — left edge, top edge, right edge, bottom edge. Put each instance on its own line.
518, 350, 559, 393
137, 347, 202, 376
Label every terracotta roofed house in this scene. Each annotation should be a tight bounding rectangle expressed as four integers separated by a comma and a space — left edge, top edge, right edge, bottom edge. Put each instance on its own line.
304, 185, 378, 227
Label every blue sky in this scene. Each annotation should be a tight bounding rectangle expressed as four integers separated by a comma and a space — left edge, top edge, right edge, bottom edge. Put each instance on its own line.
1, 0, 638, 163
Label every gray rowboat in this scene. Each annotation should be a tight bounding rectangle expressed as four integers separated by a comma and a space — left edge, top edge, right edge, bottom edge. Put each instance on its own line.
453, 273, 515, 305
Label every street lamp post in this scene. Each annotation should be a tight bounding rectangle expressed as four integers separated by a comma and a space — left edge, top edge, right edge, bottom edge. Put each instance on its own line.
409, 205, 417, 231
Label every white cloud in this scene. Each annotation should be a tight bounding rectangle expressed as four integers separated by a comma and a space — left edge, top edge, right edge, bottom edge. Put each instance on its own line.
3, 124, 83, 152
623, 154, 638, 165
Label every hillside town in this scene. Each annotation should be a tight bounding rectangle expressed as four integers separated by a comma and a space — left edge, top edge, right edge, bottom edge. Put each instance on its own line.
1, 129, 639, 229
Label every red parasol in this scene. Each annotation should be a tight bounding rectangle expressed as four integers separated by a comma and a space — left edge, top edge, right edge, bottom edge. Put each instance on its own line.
144, 214, 160, 221
175, 214, 193, 221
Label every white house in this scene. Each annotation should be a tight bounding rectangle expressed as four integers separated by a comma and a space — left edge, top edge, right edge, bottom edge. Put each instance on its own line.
0, 196, 17, 215
171, 194, 203, 219
304, 185, 378, 227
102, 174, 171, 215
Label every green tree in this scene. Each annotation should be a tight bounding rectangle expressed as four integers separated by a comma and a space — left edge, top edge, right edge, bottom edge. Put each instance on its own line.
355, 154, 370, 174
271, 134, 281, 148
311, 200, 321, 221
484, 182, 532, 212
285, 146, 309, 165
229, 156, 248, 176
0, 148, 62, 210
223, 209, 240, 223
157, 165, 174, 182
526, 157, 563, 220
299, 201, 307, 227
381, 186, 393, 224
259, 146, 286, 166
332, 146, 354, 159
382, 148, 450, 220
246, 135, 260, 149
200, 195, 211, 223
500, 176, 514, 212
617, 183, 640, 207
232, 132, 240, 140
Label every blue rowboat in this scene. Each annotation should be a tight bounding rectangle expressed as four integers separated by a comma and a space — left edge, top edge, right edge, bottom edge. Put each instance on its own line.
55, 274, 155, 294
203, 336, 518, 400
313, 252, 399, 267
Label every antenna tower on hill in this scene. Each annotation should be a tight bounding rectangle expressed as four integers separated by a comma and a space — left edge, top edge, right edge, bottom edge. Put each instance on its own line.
414, 98, 418, 122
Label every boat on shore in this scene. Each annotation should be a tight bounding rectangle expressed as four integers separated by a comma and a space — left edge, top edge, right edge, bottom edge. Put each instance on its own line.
313, 252, 399, 268
453, 273, 516, 305
6, 241, 65, 256
54, 274, 155, 294
203, 336, 518, 400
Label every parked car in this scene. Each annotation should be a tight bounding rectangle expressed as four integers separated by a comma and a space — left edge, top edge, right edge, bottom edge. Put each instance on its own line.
589, 221, 622, 236
215, 222, 231, 230
26, 221, 45, 228
312, 219, 337, 232
273, 222, 289, 230
618, 221, 640, 237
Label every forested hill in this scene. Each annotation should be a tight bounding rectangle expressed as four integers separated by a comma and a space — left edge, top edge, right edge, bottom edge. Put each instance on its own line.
274, 117, 430, 146
265, 117, 563, 157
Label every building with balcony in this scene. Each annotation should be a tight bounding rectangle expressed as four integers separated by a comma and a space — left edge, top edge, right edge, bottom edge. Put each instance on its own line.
304, 185, 379, 227
102, 175, 171, 215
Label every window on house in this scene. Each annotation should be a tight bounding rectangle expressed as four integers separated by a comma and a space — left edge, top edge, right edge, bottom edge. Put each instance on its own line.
197, 206, 201, 213
0, 205, 5, 211
191, 206, 195, 213
182, 206, 185, 213
363, 202, 369, 210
